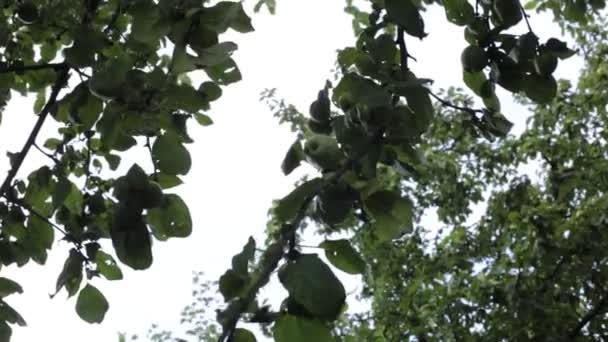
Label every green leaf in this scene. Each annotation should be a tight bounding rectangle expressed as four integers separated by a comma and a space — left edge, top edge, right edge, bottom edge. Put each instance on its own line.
165, 84, 208, 112
278, 254, 346, 320
155, 173, 183, 189
275, 178, 325, 223
384, 0, 426, 38
205, 58, 242, 85
199, 81, 222, 101
171, 42, 238, 74
463, 71, 488, 97
333, 73, 392, 110
55, 249, 83, 297
111, 203, 153, 270
194, 113, 214, 126
319, 240, 366, 275
76, 284, 109, 324
0, 278, 22, 298
0, 301, 26, 326
199, 42, 239, 66
254, 0, 276, 13
129, 2, 167, 44
0, 321, 11, 342
369, 34, 398, 63
281, 140, 304, 175
152, 134, 192, 175
95, 251, 123, 281
105, 154, 121, 170
273, 315, 334, 342
400, 72, 434, 132
364, 190, 414, 241
200, 2, 254, 33
23, 216, 54, 264
233, 328, 257, 342
232, 237, 256, 277
443, 0, 475, 26
544, 38, 577, 59
52, 177, 83, 214
146, 194, 192, 240
33, 88, 46, 113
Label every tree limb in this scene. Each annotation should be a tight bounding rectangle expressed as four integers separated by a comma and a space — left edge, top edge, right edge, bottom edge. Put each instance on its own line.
397, 27, 409, 73
569, 290, 608, 339
217, 131, 384, 342
0, 62, 67, 74
0, 66, 70, 197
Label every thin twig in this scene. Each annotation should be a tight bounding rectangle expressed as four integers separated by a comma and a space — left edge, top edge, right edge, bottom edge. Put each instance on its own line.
0, 67, 70, 197
0, 62, 66, 74
145, 137, 158, 181
298, 244, 323, 249
428, 90, 484, 123
396, 27, 409, 73
33, 142, 60, 164
519, 3, 535, 36
6, 197, 68, 236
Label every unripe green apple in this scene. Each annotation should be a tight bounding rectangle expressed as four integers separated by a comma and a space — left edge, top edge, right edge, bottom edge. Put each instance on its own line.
461, 45, 488, 72
304, 135, 344, 171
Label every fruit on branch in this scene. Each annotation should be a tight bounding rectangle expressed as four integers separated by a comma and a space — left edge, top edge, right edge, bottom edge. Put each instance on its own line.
357, 105, 394, 127
534, 53, 558, 76
466, 17, 491, 45
492, 55, 525, 92
304, 134, 344, 171
462, 45, 488, 72
492, 0, 523, 29
511, 32, 538, 63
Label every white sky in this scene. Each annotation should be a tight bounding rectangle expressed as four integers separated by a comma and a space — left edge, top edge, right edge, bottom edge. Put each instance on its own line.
0, 1, 581, 341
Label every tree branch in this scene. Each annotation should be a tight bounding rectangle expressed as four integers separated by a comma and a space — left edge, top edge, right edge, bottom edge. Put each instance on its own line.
6, 197, 68, 236
217, 131, 384, 342
0, 67, 70, 197
569, 290, 608, 339
519, 3, 535, 37
396, 27, 409, 73
428, 90, 484, 125
0, 62, 67, 74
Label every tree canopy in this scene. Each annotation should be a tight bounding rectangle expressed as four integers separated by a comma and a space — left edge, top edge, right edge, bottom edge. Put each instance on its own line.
0, 0, 605, 341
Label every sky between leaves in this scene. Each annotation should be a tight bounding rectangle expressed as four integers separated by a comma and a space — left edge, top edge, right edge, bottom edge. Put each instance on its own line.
0, 1, 582, 341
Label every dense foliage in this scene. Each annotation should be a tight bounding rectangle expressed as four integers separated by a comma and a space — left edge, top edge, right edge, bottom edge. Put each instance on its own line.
0, 0, 605, 341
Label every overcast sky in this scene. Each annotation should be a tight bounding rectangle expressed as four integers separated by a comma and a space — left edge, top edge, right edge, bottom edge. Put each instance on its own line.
0, 1, 582, 341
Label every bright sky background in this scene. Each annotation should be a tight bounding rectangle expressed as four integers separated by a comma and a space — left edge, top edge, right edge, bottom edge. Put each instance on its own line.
0, 1, 583, 341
